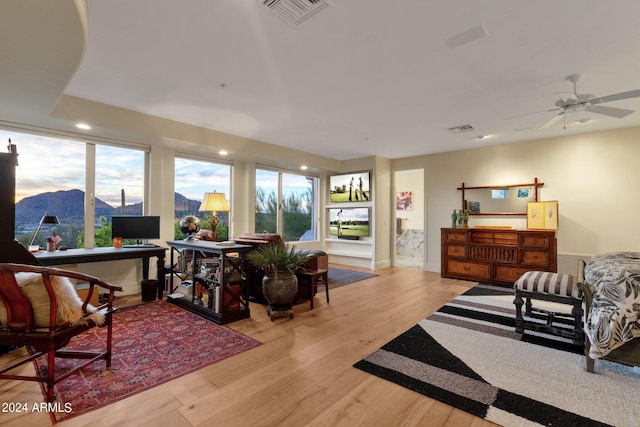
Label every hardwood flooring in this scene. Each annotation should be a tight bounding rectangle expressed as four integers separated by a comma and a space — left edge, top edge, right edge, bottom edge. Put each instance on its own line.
0, 265, 499, 427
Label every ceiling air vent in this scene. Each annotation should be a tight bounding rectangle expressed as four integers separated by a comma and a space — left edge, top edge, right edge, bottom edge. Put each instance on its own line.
447, 124, 475, 134
260, 0, 333, 26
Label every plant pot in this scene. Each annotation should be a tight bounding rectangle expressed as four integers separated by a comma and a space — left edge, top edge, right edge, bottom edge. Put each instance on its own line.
262, 270, 298, 320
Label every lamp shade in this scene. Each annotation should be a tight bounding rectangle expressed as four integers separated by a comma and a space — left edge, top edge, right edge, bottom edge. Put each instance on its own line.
28, 212, 60, 246
41, 215, 60, 225
199, 192, 229, 213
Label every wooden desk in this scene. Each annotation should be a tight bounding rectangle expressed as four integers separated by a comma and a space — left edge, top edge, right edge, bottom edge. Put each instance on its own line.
34, 246, 167, 299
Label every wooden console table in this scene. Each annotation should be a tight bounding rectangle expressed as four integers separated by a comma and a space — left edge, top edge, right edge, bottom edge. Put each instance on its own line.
441, 228, 557, 286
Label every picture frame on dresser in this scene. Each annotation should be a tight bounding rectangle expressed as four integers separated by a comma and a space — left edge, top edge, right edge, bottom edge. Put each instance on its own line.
329, 171, 371, 203
527, 201, 558, 230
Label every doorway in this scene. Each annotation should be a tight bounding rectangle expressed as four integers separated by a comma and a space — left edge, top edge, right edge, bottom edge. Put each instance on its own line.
394, 169, 424, 269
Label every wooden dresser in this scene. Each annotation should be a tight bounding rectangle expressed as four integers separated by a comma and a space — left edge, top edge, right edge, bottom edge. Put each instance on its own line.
441, 228, 557, 286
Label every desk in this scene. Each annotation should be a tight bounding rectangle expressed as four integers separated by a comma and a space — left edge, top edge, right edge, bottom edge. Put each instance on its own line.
35, 246, 167, 299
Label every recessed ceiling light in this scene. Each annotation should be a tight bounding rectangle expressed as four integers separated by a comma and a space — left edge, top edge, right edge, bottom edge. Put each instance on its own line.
219, 150, 228, 155
476, 135, 485, 140
76, 123, 91, 130
300, 165, 308, 170
578, 118, 591, 124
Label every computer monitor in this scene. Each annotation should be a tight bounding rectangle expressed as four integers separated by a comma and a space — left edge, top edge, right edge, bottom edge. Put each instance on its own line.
111, 216, 160, 242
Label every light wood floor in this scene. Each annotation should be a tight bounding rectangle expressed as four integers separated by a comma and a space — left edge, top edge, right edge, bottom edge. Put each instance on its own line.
0, 265, 499, 427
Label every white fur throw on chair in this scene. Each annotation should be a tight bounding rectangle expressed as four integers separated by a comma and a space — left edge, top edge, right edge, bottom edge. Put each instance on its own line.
0, 272, 105, 328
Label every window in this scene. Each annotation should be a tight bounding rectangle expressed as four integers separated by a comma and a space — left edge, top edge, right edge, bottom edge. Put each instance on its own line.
94, 145, 145, 246
1, 129, 146, 249
174, 157, 231, 241
255, 168, 317, 242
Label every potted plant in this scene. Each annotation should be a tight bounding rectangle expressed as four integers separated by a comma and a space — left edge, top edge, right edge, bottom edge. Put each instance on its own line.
247, 243, 309, 320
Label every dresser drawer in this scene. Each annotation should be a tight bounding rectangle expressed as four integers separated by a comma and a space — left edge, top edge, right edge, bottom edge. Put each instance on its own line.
520, 235, 550, 247
469, 230, 517, 245
446, 244, 466, 258
468, 245, 517, 263
494, 265, 536, 283
445, 230, 466, 243
446, 260, 490, 280
521, 250, 550, 266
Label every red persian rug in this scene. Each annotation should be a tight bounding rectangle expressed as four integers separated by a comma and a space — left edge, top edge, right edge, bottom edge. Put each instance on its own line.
34, 301, 261, 423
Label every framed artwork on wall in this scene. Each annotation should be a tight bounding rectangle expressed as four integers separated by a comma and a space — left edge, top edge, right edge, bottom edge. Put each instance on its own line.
329, 171, 371, 203
527, 201, 558, 230
328, 207, 370, 236
396, 191, 413, 210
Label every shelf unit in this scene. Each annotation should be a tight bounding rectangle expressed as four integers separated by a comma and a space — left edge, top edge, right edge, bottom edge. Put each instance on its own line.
165, 240, 253, 324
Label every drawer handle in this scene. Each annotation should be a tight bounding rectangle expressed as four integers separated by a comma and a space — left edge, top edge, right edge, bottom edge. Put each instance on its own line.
531, 239, 537, 244
463, 266, 471, 271
532, 255, 538, 260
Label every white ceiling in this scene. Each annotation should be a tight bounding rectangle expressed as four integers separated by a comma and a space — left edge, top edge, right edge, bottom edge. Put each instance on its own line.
55, 1, 640, 160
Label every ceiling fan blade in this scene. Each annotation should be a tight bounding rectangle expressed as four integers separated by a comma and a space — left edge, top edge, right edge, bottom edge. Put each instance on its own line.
505, 107, 560, 120
588, 89, 640, 105
586, 104, 634, 118
538, 112, 564, 130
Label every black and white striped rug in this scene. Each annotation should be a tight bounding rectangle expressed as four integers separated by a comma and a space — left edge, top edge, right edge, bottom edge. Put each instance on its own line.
354, 284, 640, 427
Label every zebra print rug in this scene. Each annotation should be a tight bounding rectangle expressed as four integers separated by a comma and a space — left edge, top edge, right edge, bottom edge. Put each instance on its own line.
354, 284, 640, 427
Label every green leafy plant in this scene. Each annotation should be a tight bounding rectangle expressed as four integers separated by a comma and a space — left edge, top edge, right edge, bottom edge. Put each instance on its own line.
246, 244, 309, 275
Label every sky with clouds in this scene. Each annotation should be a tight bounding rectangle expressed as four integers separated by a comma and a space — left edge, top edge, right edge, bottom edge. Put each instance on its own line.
2, 129, 233, 206
3, 129, 314, 211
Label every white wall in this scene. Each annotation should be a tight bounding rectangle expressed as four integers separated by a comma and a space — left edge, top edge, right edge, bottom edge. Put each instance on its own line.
391, 126, 640, 273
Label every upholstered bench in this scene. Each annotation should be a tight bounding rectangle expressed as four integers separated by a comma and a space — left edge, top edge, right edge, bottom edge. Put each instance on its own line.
514, 271, 584, 345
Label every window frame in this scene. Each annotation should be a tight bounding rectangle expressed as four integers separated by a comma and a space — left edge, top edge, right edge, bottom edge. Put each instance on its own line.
255, 166, 319, 242
1, 126, 149, 249
174, 154, 233, 241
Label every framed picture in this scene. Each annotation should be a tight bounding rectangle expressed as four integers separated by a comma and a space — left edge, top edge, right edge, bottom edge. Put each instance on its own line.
396, 191, 413, 210
527, 201, 558, 230
329, 171, 371, 203
329, 207, 370, 236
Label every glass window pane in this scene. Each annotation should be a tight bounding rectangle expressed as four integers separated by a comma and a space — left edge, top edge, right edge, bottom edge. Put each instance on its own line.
94, 145, 145, 247
255, 169, 278, 234
3, 130, 86, 250
282, 173, 315, 241
175, 157, 231, 241
255, 168, 317, 242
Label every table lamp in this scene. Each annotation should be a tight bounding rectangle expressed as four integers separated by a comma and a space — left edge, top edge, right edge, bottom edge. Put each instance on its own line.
29, 212, 60, 246
198, 192, 229, 241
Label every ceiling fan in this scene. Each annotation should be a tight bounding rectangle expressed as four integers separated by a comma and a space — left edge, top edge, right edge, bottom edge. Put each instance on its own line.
536, 74, 640, 130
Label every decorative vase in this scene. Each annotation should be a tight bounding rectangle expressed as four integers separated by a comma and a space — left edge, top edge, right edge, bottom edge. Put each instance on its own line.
262, 270, 298, 320
461, 209, 470, 228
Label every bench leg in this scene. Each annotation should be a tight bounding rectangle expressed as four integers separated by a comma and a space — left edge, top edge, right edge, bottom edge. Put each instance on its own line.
514, 291, 525, 334
572, 298, 585, 345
